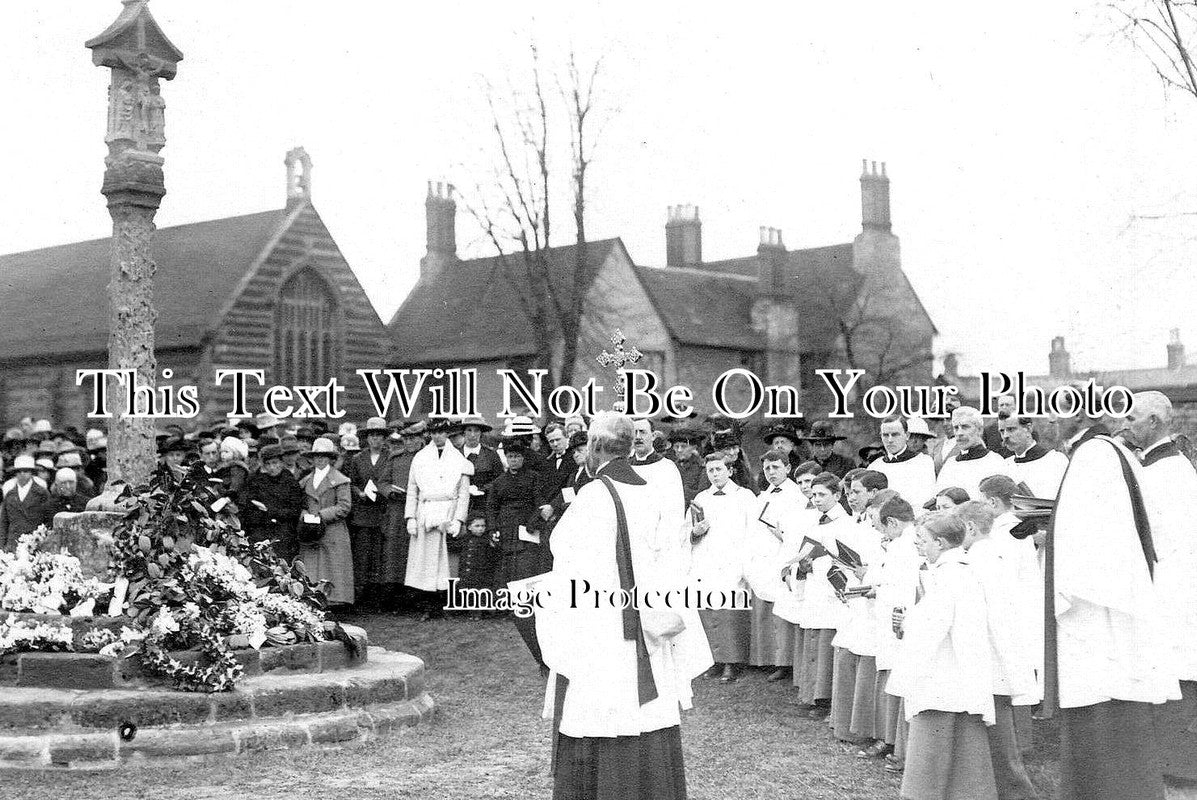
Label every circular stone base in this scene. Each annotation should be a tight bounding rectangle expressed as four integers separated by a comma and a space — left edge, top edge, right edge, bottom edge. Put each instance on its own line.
0, 647, 433, 768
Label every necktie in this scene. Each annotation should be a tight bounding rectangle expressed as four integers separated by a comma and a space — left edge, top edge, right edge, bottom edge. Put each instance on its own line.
770, 487, 781, 493
819, 513, 831, 524
713, 490, 725, 496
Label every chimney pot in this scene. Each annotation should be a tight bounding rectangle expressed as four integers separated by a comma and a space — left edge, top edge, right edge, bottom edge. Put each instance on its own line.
860, 158, 893, 233
1049, 335, 1072, 378
665, 203, 702, 266
421, 178, 458, 281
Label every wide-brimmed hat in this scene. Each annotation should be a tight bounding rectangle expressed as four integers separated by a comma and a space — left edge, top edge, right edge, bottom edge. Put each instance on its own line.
361, 416, 390, 435
12, 455, 35, 472
500, 416, 541, 438
669, 424, 707, 445
56, 451, 85, 467
803, 421, 846, 443
3, 428, 25, 444
503, 439, 529, 456
906, 416, 934, 439
341, 434, 361, 452
399, 420, 428, 437
279, 438, 302, 455
310, 437, 338, 456
459, 415, 493, 432
158, 439, 191, 456
760, 424, 803, 446
713, 430, 741, 450
255, 412, 282, 431
35, 458, 55, 472
566, 431, 588, 453
259, 444, 284, 463
87, 436, 108, 452
426, 418, 462, 435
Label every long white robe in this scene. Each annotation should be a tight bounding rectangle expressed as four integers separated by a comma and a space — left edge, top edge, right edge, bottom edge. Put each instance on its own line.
873, 528, 922, 673
686, 482, 756, 596
1138, 440, 1197, 682
403, 441, 471, 591
536, 462, 712, 737
1005, 445, 1068, 499
1051, 435, 1180, 708
869, 450, 936, 510
968, 538, 1039, 701
991, 510, 1044, 701
936, 447, 1012, 499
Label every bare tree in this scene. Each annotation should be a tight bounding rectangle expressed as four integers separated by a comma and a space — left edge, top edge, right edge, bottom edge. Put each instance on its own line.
458, 42, 613, 390
1110, 0, 1197, 101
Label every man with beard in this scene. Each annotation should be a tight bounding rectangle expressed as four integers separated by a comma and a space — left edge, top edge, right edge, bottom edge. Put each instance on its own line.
936, 406, 1011, 498
244, 444, 303, 561
1117, 391, 1197, 788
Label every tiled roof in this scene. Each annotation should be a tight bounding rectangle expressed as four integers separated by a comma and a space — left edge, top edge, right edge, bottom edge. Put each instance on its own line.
388, 239, 620, 365
0, 210, 288, 361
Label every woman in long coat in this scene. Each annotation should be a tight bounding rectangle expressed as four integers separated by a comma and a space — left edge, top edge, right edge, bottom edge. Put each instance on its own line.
298, 437, 354, 607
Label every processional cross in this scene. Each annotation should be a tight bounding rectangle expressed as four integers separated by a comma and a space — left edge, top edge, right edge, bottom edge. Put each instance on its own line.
596, 330, 643, 413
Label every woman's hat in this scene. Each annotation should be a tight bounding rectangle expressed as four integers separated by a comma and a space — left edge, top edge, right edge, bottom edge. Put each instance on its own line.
906, 416, 934, 439
566, 431, 589, 453
259, 444, 284, 463
399, 420, 428, 437
426, 418, 462, 435
311, 437, 338, 455
459, 415, 493, 432
12, 455, 36, 472
361, 417, 390, 435
803, 421, 846, 443
500, 416, 541, 438
669, 424, 707, 445
760, 424, 802, 446
341, 434, 361, 452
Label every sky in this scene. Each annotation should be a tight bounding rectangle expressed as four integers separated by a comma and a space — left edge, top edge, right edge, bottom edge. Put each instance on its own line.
4, 1, 1197, 378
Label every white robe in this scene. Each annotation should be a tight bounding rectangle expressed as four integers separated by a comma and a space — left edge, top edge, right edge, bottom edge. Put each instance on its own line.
936, 448, 1012, 499
831, 516, 886, 656
1138, 440, 1197, 682
991, 510, 1044, 700
869, 450, 937, 510
1005, 446, 1068, 499
968, 537, 1039, 701
536, 463, 712, 737
686, 482, 756, 596
743, 480, 807, 606
1051, 435, 1181, 708
873, 528, 922, 672
403, 441, 471, 591
631, 454, 687, 551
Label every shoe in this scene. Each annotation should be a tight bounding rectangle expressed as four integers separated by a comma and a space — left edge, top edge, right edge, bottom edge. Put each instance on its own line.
856, 741, 892, 759
806, 705, 829, 720
766, 667, 791, 682
884, 761, 904, 774
719, 664, 740, 683
704, 664, 723, 679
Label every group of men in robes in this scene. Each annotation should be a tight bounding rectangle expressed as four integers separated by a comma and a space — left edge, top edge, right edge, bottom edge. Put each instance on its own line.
530, 391, 1197, 800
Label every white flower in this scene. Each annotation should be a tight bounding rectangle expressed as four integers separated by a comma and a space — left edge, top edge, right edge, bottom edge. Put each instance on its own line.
149, 609, 180, 636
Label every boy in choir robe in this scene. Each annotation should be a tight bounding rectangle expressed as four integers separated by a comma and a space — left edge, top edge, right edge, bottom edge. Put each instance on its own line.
775, 460, 822, 688
791, 472, 853, 718
1118, 391, 1197, 786
998, 412, 1067, 500
745, 450, 804, 681
866, 495, 922, 762
829, 472, 890, 743
956, 501, 1039, 800
980, 473, 1044, 755
870, 416, 936, 511
1044, 433, 1179, 800
888, 512, 998, 800
687, 453, 757, 682
936, 406, 1011, 499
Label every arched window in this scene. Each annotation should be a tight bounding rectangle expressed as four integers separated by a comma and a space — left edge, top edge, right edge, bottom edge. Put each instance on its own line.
275, 269, 341, 386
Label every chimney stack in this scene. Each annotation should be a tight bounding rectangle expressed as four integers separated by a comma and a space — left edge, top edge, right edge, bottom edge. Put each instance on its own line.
860, 159, 891, 232
1049, 336, 1071, 378
665, 204, 702, 267
1168, 328, 1186, 370
756, 226, 787, 295
421, 181, 457, 281
284, 147, 312, 211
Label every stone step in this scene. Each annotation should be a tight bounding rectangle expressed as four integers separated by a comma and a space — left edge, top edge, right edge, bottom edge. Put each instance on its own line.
0, 692, 435, 769
0, 647, 421, 733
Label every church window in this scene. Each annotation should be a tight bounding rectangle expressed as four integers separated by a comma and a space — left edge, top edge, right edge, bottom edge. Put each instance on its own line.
275, 269, 341, 387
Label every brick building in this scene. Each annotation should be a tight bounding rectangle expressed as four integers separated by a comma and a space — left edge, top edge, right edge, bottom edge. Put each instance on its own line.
0, 148, 388, 429
389, 161, 935, 420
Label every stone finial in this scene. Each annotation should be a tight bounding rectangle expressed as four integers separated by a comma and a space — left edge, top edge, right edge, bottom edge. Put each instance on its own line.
285, 147, 313, 210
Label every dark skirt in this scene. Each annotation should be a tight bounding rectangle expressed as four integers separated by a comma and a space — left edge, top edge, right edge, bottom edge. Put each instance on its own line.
874, 670, 903, 745
698, 609, 751, 664
1060, 700, 1165, 800
798, 628, 835, 705
553, 726, 686, 800
349, 523, 383, 590
748, 600, 793, 667
1156, 679, 1197, 782
901, 711, 997, 800
988, 695, 1036, 800
831, 647, 863, 742
850, 655, 879, 740
379, 501, 409, 584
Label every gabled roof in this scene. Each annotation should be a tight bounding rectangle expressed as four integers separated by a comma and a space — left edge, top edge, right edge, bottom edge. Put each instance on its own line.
634, 244, 863, 353
388, 239, 621, 365
0, 209, 287, 361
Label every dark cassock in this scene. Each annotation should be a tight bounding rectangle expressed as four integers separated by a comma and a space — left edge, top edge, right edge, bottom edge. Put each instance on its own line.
1137, 437, 1197, 784
378, 428, 421, 604
536, 455, 712, 800
243, 454, 304, 562
487, 442, 551, 666
1044, 435, 1181, 800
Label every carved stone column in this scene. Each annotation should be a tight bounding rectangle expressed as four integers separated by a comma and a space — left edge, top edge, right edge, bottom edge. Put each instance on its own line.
86, 0, 183, 487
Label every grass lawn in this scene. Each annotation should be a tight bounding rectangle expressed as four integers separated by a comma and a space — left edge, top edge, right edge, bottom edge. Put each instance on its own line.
2, 612, 1061, 799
